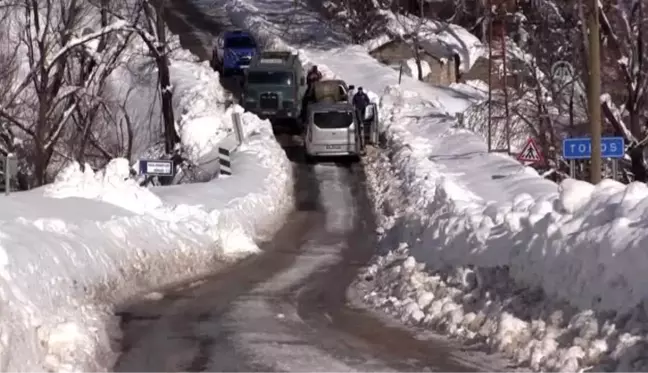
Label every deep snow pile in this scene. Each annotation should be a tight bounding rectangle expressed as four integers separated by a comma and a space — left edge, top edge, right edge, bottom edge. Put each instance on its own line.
353, 87, 648, 371
0, 53, 292, 373
372, 86, 648, 315
354, 248, 617, 372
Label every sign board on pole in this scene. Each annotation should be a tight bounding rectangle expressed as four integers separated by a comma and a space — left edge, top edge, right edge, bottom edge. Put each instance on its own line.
139, 159, 174, 177
562, 137, 624, 159
517, 138, 544, 164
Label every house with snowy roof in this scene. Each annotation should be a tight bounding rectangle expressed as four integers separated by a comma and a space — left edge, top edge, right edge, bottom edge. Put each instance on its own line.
368, 34, 460, 86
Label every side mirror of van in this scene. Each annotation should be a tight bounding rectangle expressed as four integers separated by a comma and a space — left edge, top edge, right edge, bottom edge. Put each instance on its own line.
349, 85, 355, 90
300, 77, 305, 86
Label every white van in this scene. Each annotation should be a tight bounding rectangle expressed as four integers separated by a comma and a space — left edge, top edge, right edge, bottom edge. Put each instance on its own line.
304, 102, 361, 161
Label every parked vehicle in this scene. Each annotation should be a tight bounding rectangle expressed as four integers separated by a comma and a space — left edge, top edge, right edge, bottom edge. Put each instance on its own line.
217, 30, 258, 77
242, 51, 307, 131
304, 102, 361, 161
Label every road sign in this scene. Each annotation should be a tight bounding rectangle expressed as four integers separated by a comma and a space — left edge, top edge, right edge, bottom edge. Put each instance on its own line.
517, 138, 543, 163
139, 159, 174, 177
551, 61, 574, 84
562, 137, 625, 159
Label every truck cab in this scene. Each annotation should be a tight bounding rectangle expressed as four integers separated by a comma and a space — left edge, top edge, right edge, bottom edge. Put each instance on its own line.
242, 51, 307, 129
222, 30, 258, 76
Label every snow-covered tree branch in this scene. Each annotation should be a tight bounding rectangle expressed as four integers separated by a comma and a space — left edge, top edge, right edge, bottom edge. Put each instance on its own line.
0, 0, 182, 188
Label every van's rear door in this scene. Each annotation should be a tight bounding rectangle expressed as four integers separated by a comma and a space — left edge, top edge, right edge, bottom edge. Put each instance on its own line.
309, 110, 357, 154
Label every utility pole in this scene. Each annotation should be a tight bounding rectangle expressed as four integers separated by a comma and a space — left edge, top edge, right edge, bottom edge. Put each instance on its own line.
487, 0, 493, 152
587, 0, 602, 183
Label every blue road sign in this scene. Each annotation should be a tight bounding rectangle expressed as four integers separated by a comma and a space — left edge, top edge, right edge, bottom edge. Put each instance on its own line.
139, 159, 174, 176
562, 137, 625, 160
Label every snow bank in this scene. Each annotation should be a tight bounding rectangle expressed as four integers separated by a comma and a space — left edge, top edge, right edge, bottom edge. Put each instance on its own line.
372, 85, 648, 315
0, 51, 293, 373
356, 86, 648, 370
355, 243, 648, 371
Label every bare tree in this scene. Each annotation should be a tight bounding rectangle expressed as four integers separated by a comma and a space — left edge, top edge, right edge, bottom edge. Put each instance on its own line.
139, 0, 178, 154
392, 2, 428, 81
68, 0, 137, 170
0, 0, 136, 187
105, 0, 180, 155
595, 0, 648, 181
0, 8, 20, 161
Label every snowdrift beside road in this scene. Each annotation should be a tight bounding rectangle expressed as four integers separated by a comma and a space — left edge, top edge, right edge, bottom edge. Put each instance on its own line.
373, 87, 648, 313
0, 55, 293, 372
357, 86, 648, 371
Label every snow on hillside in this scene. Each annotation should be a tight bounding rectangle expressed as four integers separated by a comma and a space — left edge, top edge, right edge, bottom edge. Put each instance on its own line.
0, 24, 293, 373
190, 0, 648, 370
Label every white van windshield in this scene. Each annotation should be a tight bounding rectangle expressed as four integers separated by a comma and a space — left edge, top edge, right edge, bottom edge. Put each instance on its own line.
313, 111, 353, 129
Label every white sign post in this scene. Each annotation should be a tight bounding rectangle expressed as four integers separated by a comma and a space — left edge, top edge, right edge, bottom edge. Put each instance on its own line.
138, 159, 174, 177
0, 153, 17, 196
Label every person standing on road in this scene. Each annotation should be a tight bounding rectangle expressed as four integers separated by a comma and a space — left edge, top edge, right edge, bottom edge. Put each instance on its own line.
352, 87, 371, 151
352, 87, 370, 119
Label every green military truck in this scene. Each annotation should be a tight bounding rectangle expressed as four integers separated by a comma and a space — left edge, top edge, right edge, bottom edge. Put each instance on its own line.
242, 51, 307, 131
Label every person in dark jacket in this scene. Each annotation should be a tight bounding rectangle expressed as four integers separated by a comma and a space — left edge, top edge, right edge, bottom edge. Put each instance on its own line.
303, 66, 323, 120
306, 65, 323, 85
352, 87, 370, 119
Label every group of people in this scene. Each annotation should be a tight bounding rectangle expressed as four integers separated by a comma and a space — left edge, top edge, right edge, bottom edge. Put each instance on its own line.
306, 65, 371, 118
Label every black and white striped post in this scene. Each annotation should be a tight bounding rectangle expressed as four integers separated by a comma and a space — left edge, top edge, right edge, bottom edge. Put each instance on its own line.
217, 112, 244, 176
218, 146, 232, 175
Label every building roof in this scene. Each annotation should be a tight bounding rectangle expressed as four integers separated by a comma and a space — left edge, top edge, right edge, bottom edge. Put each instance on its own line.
370, 34, 458, 61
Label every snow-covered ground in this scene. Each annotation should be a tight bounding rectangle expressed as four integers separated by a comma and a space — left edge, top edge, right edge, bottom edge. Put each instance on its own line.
189, 0, 648, 370
0, 30, 293, 373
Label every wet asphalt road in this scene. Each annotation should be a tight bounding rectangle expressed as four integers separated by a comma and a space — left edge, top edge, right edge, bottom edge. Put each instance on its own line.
112, 2, 505, 371
114, 154, 495, 371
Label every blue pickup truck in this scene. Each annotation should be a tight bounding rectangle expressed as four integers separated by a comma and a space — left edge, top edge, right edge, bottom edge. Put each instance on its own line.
221, 30, 258, 77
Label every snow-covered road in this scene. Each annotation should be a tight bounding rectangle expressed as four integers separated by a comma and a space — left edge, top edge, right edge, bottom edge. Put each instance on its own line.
108, 5, 518, 370
114, 160, 511, 371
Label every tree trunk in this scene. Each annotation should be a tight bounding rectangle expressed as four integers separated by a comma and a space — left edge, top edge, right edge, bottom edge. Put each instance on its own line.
155, 6, 179, 154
